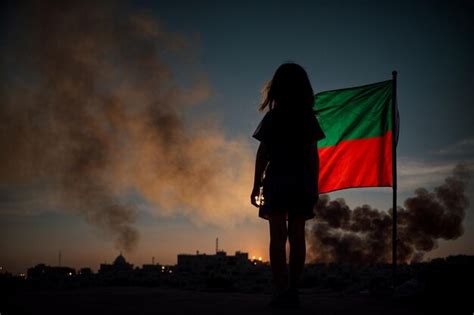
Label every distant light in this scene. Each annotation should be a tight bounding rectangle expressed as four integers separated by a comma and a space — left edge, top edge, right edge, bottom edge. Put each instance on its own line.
169, 270, 172, 273
68, 272, 72, 276
252, 256, 256, 260
253, 262, 257, 265
161, 266, 165, 269
258, 257, 262, 261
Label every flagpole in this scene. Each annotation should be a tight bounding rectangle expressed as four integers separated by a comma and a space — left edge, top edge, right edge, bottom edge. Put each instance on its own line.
391, 70, 398, 289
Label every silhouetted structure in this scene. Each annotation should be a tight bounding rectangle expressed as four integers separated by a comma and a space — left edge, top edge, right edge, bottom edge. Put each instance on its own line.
99, 253, 134, 274
175, 250, 269, 291
27, 263, 75, 279
26, 263, 75, 289
177, 250, 250, 274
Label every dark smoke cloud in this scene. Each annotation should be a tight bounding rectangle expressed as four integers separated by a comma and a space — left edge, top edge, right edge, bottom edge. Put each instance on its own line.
306, 163, 471, 264
0, 1, 253, 251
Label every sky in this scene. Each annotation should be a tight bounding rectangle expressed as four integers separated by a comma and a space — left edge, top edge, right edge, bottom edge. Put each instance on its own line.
1, 0, 473, 274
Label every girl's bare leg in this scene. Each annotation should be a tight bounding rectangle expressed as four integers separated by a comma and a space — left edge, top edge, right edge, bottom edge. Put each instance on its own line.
288, 215, 306, 290
268, 212, 288, 291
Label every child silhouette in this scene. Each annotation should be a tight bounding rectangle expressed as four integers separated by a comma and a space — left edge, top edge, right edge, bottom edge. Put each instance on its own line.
250, 62, 325, 309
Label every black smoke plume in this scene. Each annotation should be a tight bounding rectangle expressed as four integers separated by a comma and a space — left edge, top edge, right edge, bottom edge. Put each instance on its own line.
0, 1, 252, 252
306, 163, 471, 264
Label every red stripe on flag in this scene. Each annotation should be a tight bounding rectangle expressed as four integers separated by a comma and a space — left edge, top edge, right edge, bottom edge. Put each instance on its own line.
317, 131, 393, 193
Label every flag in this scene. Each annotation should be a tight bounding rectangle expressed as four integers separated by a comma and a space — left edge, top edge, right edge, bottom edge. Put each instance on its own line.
314, 79, 398, 193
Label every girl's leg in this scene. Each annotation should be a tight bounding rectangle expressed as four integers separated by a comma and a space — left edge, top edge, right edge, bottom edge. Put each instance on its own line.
268, 211, 288, 291
288, 215, 306, 290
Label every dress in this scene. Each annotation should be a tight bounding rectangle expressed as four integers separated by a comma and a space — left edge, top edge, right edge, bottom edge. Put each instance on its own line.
252, 106, 326, 221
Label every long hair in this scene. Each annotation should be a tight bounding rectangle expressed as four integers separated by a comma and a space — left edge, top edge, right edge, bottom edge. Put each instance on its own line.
259, 62, 314, 112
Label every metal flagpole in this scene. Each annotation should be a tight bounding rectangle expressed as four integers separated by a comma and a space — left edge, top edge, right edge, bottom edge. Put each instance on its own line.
391, 70, 398, 289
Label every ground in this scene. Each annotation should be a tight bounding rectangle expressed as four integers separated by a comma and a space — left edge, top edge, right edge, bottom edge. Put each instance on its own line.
3, 286, 446, 315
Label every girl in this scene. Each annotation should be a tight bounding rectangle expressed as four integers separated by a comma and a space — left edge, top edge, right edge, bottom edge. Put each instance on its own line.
250, 62, 325, 309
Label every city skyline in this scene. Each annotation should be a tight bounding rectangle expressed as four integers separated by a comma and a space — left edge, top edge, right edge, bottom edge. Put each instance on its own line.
1, 239, 267, 274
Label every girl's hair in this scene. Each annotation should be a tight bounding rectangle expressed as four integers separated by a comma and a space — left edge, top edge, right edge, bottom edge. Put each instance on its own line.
259, 62, 314, 111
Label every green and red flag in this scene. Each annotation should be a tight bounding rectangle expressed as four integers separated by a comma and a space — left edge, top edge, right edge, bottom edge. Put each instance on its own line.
314, 79, 398, 193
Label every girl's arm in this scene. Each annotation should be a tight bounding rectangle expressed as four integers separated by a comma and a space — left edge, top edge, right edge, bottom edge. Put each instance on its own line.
250, 142, 269, 207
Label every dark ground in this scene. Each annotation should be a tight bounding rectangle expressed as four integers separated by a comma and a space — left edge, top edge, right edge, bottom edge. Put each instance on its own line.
3, 256, 473, 314
2, 286, 465, 315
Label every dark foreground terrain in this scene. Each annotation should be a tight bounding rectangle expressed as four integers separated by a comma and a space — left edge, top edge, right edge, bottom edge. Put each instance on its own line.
2, 286, 468, 315
3, 256, 473, 314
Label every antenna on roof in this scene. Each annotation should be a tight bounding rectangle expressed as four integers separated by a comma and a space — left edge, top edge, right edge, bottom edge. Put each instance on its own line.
216, 237, 218, 253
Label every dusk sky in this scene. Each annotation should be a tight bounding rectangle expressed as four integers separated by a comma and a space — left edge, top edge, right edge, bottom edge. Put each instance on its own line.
1, 0, 473, 274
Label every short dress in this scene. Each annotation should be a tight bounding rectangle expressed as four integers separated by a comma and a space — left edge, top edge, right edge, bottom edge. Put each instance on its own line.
252, 106, 326, 221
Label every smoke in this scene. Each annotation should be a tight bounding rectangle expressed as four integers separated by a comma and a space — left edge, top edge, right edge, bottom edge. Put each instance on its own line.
306, 163, 471, 264
0, 1, 253, 251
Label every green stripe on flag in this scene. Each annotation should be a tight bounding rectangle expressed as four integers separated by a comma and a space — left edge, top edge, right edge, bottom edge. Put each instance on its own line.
314, 80, 393, 148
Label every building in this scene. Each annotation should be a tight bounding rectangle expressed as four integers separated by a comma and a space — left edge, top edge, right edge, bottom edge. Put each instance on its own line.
99, 253, 134, 274
175, 249, 271, 291
177, 250, 251, 277
98, 253, 135, 284
27, 263, 75, 280
26, 263, 76, 288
